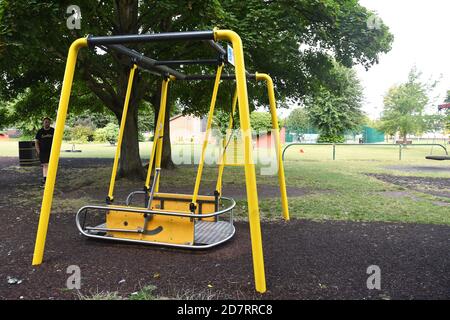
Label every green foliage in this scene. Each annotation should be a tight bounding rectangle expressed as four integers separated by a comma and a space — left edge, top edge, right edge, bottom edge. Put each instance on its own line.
317, 134, 346, 143
69, 125, 95, 143
0, 0, 393, 173
285, 108, 314, 132
129, 285, 157, 300
94, 123, 119, 144
250, 112, 274, 133
379, 68, 435, 140
305, 62, 365, 138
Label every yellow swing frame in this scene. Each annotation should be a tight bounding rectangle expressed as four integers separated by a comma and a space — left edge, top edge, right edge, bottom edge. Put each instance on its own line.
31, 30, 289, 294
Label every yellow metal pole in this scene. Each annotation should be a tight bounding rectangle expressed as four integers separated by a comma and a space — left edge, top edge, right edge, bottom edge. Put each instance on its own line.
32, 38, 88, 265
154, 78, 170, 192
107, 64, 137, 202
256, 72, 290, 221
144, 79, 169, 190
191, 64, 223, 207
214, 30, 266, 293
216, 88, 238, 195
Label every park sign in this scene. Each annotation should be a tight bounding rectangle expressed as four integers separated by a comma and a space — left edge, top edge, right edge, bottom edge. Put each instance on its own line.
227, 44, 235, 66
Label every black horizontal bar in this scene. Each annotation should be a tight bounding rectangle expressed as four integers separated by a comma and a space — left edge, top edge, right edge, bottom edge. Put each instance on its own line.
88, 31, 215, 46
153, 59, 220, 66
183, 74, 256, 81
206, 40, 227, 56
107, 44, 187, 79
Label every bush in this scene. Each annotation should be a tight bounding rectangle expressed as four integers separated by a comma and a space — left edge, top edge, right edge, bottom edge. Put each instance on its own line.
70, 125, 95, 143
317, 134, 345, 143
93, 127, 108, 142
105, 123, 119, 144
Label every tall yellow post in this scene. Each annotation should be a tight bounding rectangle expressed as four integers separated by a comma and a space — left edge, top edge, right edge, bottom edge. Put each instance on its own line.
153, 78, 170, 193
145, 79, 169, 190
215, 30, 266, 293
107, 65, 137, 202
32, 38, 88, 265
256, 73, 290, 221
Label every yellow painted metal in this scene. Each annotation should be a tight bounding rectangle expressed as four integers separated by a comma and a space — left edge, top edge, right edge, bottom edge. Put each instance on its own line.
145, 79, 169, 190
255, 72, 290, 221
154, 79, 170, 193
216, 88, 238, 194
191, 64, 224, 207
32, 38, 88, 265
106, 210, 194, 245
214, 30, 266, 293
154, 192, 215, 202
107, 64, 137, 201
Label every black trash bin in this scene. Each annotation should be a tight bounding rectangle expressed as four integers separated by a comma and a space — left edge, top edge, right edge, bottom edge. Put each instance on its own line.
18, 141, 40, 166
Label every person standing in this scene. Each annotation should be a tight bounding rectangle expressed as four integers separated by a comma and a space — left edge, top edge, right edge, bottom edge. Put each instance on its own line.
35, 117, 55, 187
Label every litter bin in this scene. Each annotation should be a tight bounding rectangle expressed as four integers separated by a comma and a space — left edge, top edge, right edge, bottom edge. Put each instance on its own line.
18, 141, 40, 166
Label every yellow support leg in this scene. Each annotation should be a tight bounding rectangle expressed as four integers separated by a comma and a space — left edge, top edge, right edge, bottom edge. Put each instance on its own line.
145, 79, 169, 190
216, 88, 238, 195
256, 73, 290, 221
107, 64, 137, 202
192, 64, 224, 207
154, 79, 170, 193
32, 38, 88, 265
215, 30, 266, 293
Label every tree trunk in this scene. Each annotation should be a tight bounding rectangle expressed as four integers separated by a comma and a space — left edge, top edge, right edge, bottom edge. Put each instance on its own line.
152, 82, 175, 169
118, 105, 145, 180
161, 102, 175, 169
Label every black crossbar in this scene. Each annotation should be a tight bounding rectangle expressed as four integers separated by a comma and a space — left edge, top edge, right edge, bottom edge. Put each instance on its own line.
88, 31, 215, 46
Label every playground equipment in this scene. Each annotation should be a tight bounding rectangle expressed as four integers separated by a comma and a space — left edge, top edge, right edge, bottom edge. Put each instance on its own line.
31, 30, 289, 293
426, 103, 450, 161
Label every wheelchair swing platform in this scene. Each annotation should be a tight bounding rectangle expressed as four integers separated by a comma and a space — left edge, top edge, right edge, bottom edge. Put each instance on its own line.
76, 192, 236, 249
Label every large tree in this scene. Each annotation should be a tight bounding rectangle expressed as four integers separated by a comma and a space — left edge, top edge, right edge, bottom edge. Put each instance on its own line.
379, 68, 435, 143
305, 62, 365, 142
285, 108, 314, 133
0, 0, 393, 178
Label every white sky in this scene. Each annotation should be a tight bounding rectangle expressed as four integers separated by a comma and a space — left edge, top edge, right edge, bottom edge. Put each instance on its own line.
356, 0, 450, 119
277, 0, 449, 119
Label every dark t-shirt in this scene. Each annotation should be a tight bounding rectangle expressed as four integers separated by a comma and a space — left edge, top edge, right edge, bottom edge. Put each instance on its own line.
35, 127, 55, 154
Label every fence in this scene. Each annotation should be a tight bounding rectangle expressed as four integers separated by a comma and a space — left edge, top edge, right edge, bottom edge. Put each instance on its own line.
282, 143, 448, 161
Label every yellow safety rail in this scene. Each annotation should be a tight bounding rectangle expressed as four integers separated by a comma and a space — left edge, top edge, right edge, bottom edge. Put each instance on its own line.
107, 64, 137, 202
191, 64, 224, 209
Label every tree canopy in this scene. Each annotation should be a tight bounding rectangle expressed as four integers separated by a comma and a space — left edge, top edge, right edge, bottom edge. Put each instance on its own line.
0, 0, 393, 177
285, 108, 314, 133
304, 62, 365, 142
379, 68, 436, 141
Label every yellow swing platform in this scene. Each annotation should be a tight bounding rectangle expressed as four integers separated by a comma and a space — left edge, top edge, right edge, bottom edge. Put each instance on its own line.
32, 30, 289, 293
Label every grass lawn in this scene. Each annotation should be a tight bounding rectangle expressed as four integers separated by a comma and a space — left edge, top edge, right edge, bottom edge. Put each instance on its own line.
1, 140, 449, 226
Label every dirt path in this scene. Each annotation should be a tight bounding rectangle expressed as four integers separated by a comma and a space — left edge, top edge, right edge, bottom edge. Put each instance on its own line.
368, 173, 450, 199
1, 157, 449, 299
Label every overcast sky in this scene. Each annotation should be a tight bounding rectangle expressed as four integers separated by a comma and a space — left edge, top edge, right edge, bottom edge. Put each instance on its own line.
356, 0, 450, 119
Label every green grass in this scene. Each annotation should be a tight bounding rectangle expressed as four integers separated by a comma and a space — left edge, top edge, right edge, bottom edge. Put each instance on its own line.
2, 140, 450, 225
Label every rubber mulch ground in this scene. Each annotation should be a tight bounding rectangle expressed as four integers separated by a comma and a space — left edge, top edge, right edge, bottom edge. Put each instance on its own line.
0, 157, 449, 299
